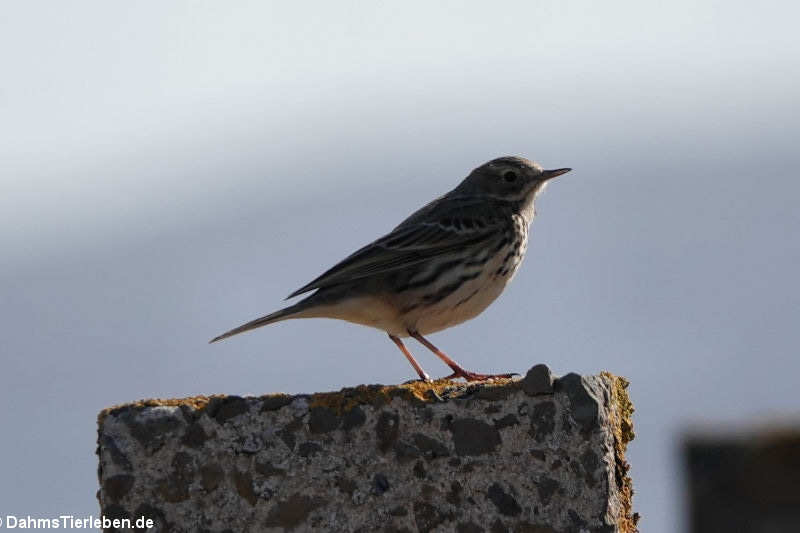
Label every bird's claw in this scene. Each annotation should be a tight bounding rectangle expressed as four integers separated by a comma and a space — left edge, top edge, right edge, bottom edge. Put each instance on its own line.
402, 376, 433, 385
442, 369, 517, 382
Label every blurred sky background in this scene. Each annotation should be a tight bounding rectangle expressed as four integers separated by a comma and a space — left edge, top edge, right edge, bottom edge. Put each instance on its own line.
2, 1, 799, 531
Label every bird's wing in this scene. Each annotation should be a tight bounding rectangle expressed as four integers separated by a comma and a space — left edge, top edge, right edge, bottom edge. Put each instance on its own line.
287, 209, 501, 298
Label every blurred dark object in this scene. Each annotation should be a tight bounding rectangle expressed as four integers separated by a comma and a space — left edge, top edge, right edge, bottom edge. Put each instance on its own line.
685, 429, 800, 533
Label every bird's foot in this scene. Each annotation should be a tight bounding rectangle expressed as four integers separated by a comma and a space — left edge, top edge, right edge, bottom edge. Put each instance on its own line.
402, 376, 433, 385
442, 368, 517, 382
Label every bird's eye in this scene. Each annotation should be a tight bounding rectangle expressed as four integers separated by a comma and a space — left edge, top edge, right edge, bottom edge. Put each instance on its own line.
503, 170, 517, 182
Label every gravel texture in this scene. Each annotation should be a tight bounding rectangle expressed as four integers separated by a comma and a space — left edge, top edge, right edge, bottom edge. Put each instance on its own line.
97, 365, 636, 532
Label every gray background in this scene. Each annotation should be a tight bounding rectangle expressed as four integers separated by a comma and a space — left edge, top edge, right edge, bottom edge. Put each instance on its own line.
2, 2, 799, 531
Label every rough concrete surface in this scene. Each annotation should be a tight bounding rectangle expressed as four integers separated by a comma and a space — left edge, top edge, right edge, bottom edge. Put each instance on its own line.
97, 364, 636, 532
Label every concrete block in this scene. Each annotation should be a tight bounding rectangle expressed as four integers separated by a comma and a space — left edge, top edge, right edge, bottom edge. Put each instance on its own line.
97, 365, 636, 532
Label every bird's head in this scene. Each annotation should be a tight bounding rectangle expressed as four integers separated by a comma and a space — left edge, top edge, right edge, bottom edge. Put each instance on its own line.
458, 156, 571, 205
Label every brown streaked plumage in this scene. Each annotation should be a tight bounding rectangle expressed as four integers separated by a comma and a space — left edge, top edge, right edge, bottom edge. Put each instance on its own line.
210, 156, 571, 382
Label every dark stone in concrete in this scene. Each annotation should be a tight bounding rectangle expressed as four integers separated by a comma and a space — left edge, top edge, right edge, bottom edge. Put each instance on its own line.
103, 474, 134, 502
494, 413, 520, 430
556, 373, 600, 432
536, 477, 559, 506
209, 396, 250, 424
376, 411, 400, 452
450, 418, 501, 456
373, 473, 390, 494
309, 406, 341, 434
516, 524, 558, 533
298, 441, 324, 457
581, 448, 600, 487
522, 364, 555, 396
413, 500, 447, 531
342, 406, 367, 430
440, 413, 454, 431
264, 493, 326, 529
200, 462, 224, 492
488, 482, 522, 516
181, 422, 209, 448
581, 448, 600, 472
484, 404, 503, 414
255, 459, 286, 477
447, 481, 463, 505
389, 505, 408, 517
475, 384, 514, 401
335, 475, 357, 495
491, 518, 509, 533
394, 440, 421, 462
384, 526, 413, 533
232, 470, 257, 506
260, 394, 293, 411
457, 521, 484, 533
172, 451, 194, 477
278, 417, 302, 451
529, 402, 556, 442
101, 504, 130, 524
121, 409, 185, 454
569, 508, 589, 529
100, 435, 132, 471
412, 433, 450, 459
157, 476, 188, 503
413, 460, 426, 479
156, 452, 195, 503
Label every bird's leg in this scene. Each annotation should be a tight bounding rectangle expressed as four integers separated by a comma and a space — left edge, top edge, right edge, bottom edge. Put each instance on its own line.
409, 331, 516, 382
388, 334, 432, 383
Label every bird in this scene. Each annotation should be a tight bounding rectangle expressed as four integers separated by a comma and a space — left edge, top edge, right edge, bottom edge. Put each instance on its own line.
210, 156, 571, 382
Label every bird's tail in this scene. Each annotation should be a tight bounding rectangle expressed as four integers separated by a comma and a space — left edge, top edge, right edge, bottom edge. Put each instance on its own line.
209, 302, 307, 343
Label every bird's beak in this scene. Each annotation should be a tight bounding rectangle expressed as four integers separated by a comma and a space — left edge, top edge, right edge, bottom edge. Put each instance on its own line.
541, 168, 572, 181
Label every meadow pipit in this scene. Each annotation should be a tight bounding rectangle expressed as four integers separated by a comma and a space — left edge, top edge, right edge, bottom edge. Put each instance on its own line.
211, 156, 571, 382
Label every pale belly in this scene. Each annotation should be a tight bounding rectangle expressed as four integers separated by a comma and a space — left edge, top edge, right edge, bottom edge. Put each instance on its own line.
303, 224, 528, 338
399, 241, 525, 336
409, 273, 510, 335
304, 259, 521, 337
302, 293, 408, 335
